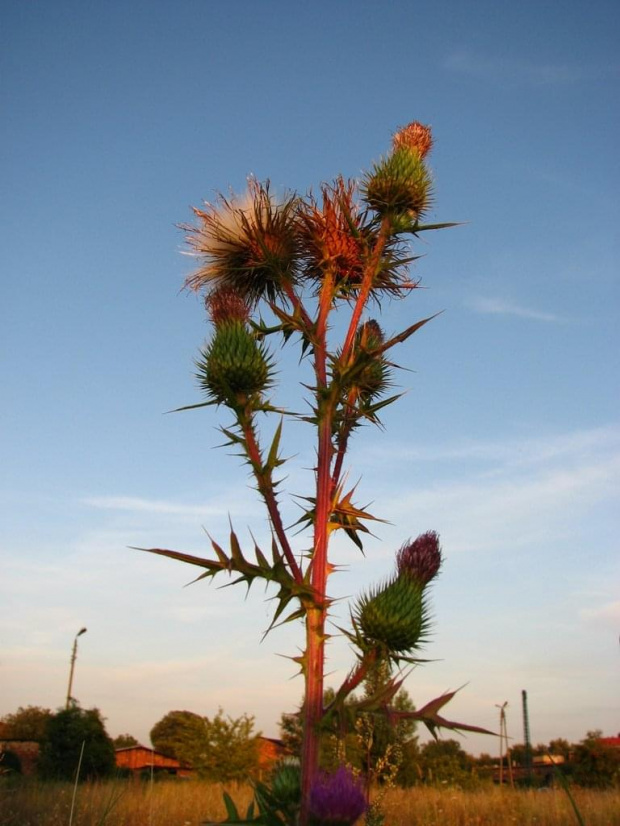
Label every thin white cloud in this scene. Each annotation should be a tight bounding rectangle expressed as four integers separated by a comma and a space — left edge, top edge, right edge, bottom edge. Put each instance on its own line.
443, 49, 615, 86
356, 424, 620, 557
82, 495, 232, 517
468, 296, 562, 322
581, 600, 620, 626
384, 455, 620, 553
362, 424, 620, 469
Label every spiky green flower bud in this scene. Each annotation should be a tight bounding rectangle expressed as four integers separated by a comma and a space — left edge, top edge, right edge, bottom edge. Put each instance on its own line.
363, 148, 432, 219
270, 759, 301, 810
355, 574, 427, 653
196, 321, 272, 406
353, 320, 389, 397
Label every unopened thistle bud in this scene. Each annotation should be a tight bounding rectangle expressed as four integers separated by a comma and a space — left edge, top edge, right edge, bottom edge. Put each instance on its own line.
362, 148, 432, 220
354, 320, 388, 397
309, 765, 367, 826
392, 121, 433, 158
270, 759, 301, 812
196, 321, 272, 406
355, 574, 427, 653
396, 531, 442, 586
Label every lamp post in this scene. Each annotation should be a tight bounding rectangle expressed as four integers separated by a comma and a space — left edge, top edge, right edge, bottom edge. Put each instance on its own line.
65, 627, 87, 709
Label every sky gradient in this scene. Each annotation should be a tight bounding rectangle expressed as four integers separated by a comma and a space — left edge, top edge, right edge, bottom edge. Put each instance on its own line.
2, 0, 619, 753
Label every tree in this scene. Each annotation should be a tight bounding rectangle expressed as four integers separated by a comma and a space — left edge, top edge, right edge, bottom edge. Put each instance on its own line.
38, 706, 115, 781
150, 710, 202, 760
142, 121, 489, 824
417, 738, 475, 787
548, 738, 571, 760
113, 733, 139, 749
151, 708, 260, 782
572, 731, 620, 788
1, 706, 54, 741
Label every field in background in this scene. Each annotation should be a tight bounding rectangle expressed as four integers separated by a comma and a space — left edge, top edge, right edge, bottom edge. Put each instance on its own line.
1, 779, 619, 825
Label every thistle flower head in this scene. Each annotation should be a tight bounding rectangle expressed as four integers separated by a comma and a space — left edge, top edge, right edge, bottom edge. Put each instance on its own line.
206, 285, 251, 328
308, 765, 367, 826
297, 177, 365, 287
183, 178, 299, 302
396, 531, 442, 586
392, 121, 433, 158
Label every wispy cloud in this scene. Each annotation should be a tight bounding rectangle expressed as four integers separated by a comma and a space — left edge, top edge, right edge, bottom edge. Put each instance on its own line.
82, 495, 236, 517
468, 296, 563, 322
580, 600, 620, 627
362, 424, 620, 469
443, 50, 616, 86
358, 425, 620, 555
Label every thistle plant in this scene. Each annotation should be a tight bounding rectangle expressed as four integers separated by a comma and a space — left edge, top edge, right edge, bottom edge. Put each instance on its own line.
142, 122, 491, 825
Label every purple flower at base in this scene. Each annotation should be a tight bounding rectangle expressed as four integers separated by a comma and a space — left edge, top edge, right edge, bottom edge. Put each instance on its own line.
308, 765, 368, 826
396, 531, 442, 586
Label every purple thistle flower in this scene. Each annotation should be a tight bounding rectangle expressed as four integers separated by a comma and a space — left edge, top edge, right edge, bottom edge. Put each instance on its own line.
308, 765, 368, 826
396, 531, 442, 586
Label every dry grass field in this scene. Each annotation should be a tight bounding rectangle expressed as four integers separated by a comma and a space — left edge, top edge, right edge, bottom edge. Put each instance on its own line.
1, 779, 619, 826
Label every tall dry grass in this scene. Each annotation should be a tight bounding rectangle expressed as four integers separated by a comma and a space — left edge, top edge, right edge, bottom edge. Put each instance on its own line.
1, 779, 619, 825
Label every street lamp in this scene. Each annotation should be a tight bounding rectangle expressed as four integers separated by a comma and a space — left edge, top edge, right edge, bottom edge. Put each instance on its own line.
65, 627, 87, 709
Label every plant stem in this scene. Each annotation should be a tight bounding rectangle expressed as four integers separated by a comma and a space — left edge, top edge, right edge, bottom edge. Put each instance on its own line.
241, 414, 303, 583
299, 273, 335, 824
340, 217, 391, 365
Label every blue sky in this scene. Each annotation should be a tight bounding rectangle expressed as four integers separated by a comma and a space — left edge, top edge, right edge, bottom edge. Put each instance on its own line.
2, 0, 618, 753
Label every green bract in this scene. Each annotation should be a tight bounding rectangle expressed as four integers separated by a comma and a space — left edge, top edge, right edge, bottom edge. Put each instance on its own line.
362, 148, 432, 219
197, 321, 272, 406
355, 575, 428, 653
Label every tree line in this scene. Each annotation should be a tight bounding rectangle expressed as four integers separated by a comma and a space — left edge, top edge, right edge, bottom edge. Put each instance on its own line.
1, 700, 618, 789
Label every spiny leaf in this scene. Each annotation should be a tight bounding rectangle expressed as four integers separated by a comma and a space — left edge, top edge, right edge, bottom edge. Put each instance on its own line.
166, 400, 215, 414
390, 687, 497, 738
265, 419, 285, 471
379, 313, 441, 355
411, 220, 464, 233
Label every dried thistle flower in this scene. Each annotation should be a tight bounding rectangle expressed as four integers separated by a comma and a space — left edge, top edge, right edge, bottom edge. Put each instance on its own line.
396, 531, 442, 586
392, 121, 433, 158
308, 765, 367, 826
183, 178, 299, 302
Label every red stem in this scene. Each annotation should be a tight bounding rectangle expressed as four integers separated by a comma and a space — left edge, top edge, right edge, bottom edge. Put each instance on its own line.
299, 273, 335, 823
241, 416, 303, 584
340, 217, 391, 365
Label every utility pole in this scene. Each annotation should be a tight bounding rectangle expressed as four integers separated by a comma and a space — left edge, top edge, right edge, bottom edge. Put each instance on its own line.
65, 627, 87, 709
495, 701, 514, 787
522, 689, 533, 785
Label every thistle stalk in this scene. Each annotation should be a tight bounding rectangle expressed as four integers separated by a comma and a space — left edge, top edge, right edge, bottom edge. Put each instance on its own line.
239, 412, 303, 583
299, 270, 336, 820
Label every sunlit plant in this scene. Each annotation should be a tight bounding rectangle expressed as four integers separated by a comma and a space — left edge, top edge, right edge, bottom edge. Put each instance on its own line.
142, 122, 490, 826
